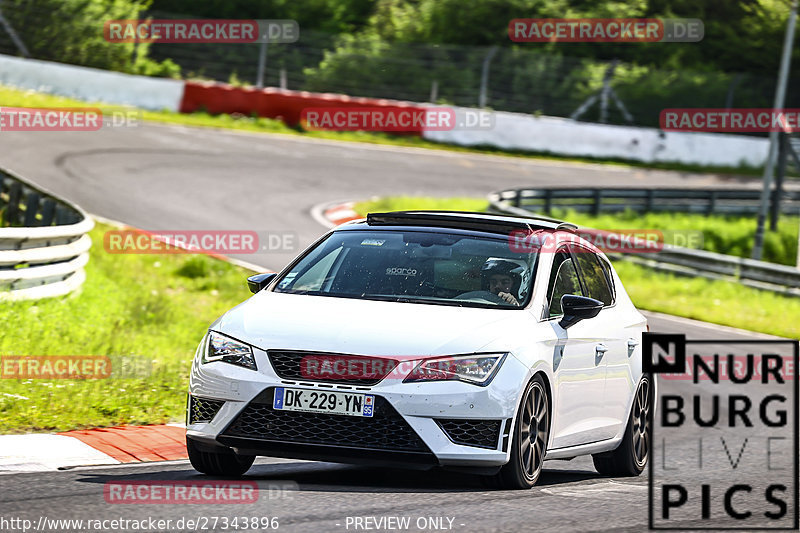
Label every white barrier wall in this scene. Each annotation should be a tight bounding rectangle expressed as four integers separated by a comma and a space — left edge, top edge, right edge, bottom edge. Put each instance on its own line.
0, 54, 770, 167
424, 107, 769, 167
0, 54, 184, 112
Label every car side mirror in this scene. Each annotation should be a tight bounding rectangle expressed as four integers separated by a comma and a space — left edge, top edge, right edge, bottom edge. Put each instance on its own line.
247, 273, 276, 294
559, 294, 604, 330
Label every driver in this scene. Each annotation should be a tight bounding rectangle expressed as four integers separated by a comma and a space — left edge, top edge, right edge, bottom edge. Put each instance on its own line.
481, 258, 527, 306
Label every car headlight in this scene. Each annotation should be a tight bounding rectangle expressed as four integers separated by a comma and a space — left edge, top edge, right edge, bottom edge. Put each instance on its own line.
202, 331, 257, 370
403, 353, 506, 385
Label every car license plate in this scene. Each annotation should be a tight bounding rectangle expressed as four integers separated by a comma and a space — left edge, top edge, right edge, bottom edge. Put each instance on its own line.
272, 387, 374, 417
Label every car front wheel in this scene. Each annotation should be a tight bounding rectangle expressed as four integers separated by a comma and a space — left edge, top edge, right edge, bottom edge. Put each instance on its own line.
186, 437, 255, 477
494, 374, 550, 489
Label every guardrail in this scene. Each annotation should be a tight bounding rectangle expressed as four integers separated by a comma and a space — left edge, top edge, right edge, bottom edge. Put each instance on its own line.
490, 187, 800, 217
0, 167, 93, 300
488, 188, 800, 297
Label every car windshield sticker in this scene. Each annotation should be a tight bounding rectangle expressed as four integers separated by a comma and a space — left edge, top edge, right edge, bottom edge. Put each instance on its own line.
386, 267, 417, 276
278, 273, 296, 289
360, 239, 385, 246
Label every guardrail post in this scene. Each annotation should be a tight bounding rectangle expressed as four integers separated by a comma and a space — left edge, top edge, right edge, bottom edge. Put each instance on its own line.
544, 189, 552, 215
55, 204, 70, 225
39, 199, 55, 227
592, 189, 602, 216
645, 190, 654, 212
0, 175, 6, 221
771, 133, 788, 231
513, 191, 521, 207
707, 191, 717, 216
5, 181, 21, 226
23, 192, 40, 227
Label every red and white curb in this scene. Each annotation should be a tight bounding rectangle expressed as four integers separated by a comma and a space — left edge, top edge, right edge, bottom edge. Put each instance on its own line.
310, 200, 362, 229
0, 434, 122, 472
0, 424, 187, 472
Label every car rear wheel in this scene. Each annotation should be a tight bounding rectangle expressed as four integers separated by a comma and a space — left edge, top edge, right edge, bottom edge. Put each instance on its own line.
493, 374, 550, 489
592, 375, 651, 477
186, 436, 255, 477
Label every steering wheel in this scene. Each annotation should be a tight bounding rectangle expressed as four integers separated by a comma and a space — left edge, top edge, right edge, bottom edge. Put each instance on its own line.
455, 290, 506, 304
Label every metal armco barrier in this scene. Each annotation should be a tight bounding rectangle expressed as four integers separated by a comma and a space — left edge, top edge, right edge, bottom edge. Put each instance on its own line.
490, 187, 800, 217
489, 188, 800, 297
0, 167, 93, 300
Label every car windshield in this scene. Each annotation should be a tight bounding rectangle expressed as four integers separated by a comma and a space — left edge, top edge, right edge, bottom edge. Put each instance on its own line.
273, 230, 538, 308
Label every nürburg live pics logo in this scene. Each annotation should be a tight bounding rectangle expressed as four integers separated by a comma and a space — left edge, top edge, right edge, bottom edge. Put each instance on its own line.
644, 333, 799, 530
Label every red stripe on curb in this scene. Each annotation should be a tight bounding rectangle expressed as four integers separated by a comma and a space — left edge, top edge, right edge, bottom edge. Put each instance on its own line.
60, 425, 187, 463
324, 203, 361, 225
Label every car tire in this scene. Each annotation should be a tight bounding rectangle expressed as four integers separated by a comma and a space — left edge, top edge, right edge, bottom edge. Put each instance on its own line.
186, 437, 255, 477
493, 374, 550, 489
592, 374, 651, 477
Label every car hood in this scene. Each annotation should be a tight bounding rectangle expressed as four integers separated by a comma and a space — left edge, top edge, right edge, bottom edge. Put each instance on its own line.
211, 291, 531, 357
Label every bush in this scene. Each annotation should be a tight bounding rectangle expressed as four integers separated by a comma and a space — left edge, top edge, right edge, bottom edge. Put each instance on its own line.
3, 0, 180, 77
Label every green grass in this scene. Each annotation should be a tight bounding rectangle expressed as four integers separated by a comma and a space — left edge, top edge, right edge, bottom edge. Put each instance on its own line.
355, 197, 800, 338
614, 262, 799, 339
0, 84, 771, 176
357, 196, 489, 214
549, 209, 799, 266
0, 222, 254, 433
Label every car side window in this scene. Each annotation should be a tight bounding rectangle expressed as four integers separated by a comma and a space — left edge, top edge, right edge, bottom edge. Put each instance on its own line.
598, 256, 616, 304
545, 249, 584, 318
572, 247, 614, 306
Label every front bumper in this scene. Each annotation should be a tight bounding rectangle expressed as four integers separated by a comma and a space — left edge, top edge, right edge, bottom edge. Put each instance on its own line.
187, 346, 529, 468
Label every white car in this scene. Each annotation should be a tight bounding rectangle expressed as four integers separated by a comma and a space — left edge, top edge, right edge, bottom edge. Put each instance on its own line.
186, 211, 652, 489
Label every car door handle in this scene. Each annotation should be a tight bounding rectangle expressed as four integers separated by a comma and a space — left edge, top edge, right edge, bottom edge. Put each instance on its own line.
595, 344, 608, 355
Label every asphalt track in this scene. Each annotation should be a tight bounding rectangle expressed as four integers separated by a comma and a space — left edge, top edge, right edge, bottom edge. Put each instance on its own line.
0, 124, 795, 532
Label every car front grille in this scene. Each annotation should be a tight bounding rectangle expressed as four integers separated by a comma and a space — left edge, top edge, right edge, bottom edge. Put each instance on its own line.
435, 419, 502, 449
222, 388, 429, 452
266, 350, 398, 386
189, 396, 225, 424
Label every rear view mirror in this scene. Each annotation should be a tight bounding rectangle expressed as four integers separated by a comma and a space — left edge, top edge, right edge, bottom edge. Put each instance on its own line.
247, 273, 276, 294
559, 294, 604, 329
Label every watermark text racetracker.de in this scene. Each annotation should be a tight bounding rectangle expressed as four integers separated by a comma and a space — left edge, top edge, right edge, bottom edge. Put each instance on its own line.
0, 107, 141, 131
0, 355, 151, 379
104, 19, 299, 43
103, 229, 297, 255
103, 480, 296, 504
508, 228, 704, 254
0, 515, 280, 532
509, 18, 703, 43
661, 108, 800, 132
301, 107, 494, 132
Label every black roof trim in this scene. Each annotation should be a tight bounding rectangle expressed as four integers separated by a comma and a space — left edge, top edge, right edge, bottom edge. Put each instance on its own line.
365, 211, 564, 234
